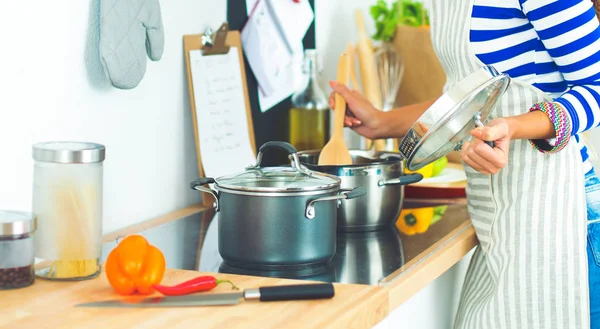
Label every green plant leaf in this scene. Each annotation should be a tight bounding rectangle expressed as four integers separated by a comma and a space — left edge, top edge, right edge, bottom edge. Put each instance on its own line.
369, 0, 430, 41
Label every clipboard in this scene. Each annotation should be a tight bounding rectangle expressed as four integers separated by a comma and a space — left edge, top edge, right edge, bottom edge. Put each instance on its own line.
184, 22, 257, 207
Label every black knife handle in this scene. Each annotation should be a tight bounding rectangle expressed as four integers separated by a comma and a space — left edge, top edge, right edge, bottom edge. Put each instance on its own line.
257, 283, 335, 302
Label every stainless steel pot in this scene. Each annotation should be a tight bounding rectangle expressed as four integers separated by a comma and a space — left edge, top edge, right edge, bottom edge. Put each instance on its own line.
190, 141, 366, 270
297, 150, 422, 232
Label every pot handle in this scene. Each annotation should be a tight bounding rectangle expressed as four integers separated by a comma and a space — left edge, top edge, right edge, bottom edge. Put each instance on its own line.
190, 178, 220, 211
258, 141, 297, 155
305, 187, 366, 219
248, 141, 311, 176
378, 173, 423, 187
341, 187, 367, 199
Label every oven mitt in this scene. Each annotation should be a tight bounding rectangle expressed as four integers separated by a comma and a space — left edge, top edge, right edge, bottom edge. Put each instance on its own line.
99, 0, 164, 89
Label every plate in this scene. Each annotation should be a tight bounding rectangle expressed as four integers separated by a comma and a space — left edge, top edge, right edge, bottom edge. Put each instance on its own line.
405, 163, 466, 199
416, 165, 466, 185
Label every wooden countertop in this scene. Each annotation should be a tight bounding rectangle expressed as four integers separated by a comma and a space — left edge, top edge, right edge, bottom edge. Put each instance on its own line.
2, 202, 477, 329
1, 270, 389, 329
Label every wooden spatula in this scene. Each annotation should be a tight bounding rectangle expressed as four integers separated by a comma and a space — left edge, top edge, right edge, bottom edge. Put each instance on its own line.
318, 53, 352, 166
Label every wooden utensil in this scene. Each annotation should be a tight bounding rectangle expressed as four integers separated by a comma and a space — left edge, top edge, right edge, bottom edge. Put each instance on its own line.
346, 43, 360, 91
354, 9, 386, 151
318, 53, 352, 166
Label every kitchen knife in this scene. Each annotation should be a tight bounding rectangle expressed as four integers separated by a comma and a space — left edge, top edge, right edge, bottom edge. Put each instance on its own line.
75, 283, 335, 308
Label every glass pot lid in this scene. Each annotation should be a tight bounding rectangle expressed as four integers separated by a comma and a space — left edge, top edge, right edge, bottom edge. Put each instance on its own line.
399, 65, 511, 171
214, 142, 340, 193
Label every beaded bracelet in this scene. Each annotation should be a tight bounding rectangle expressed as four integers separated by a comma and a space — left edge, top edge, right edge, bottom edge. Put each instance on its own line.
528, 102, 572, 154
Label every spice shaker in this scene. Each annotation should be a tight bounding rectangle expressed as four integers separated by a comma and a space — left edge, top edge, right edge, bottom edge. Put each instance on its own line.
32, 142, 105, 281
0, 211, 37, 290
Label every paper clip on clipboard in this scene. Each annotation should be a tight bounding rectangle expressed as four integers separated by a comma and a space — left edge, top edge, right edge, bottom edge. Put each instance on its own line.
201, 22, 231, 56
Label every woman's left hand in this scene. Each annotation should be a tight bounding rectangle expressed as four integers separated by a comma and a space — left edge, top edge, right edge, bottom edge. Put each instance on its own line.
460, 118, 512, 175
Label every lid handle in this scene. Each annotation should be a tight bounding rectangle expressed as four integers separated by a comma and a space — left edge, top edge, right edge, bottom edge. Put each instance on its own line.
473, 113, 495, 148
248, 141, 311, 176
258, 141, 297, 155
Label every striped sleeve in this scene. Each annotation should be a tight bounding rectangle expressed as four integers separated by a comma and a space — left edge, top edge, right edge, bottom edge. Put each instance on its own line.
521, 0, 600, 135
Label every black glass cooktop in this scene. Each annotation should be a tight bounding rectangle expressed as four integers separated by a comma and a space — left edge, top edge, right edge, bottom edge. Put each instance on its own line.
101, 199, 469, 286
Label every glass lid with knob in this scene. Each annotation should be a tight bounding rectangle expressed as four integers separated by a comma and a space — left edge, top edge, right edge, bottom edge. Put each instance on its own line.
214, 141, 340, 193
398, 65, 511, 171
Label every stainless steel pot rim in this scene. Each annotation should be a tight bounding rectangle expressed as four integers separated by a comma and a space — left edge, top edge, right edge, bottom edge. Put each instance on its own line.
214, 185, 341, 197
296, 149, 405, 168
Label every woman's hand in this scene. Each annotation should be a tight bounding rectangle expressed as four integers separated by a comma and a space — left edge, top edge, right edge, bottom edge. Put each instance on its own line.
460, 118, 512, 175
328, 81, 385, 140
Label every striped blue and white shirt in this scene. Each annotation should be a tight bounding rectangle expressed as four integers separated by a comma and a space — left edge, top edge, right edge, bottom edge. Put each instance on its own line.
470, 0, 600, 174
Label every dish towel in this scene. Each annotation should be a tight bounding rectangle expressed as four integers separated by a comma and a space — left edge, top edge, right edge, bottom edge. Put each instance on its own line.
99, 0, 164, 89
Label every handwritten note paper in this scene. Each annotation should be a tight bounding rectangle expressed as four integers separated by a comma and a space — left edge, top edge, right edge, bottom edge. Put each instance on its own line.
266, 0, 314, 54
258, 48, 305, 112
189, 46, 256, 179
241, 0, 294, 98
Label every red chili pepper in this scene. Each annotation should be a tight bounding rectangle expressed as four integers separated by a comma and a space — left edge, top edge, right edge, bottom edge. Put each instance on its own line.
152, 275, 239, 296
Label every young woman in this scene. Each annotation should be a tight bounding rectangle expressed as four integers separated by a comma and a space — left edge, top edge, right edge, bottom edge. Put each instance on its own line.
328, 0, 598, 328
449, 1, 600, 328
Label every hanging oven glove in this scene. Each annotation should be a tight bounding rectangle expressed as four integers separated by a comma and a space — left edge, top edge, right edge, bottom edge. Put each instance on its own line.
99, 0, 164, 89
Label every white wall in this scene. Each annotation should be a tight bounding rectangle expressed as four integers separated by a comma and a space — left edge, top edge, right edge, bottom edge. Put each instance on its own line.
315, 0, 378, 150
0, 1, 227, 234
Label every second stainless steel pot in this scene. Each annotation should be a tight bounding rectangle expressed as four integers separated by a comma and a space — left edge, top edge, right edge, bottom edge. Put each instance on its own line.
297, 150, 422, 232
190, 142, 366, 270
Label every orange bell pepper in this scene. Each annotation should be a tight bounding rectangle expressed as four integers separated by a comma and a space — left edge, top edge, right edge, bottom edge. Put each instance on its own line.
105, 234, 166, 295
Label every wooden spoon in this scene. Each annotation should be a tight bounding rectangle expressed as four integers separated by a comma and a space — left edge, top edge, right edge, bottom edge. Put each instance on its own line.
319, 53, 352, 166
354, 9, 386, 152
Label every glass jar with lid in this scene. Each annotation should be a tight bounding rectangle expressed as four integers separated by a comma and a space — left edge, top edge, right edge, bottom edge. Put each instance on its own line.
0, 211, 37, 289
32, 141, 105, 281
289, 49, 331, 151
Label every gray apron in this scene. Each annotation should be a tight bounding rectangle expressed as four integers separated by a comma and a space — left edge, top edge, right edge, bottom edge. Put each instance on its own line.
427, 0, 591, 327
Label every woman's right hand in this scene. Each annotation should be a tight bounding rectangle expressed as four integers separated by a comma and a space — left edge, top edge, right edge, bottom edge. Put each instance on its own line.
328, 81, 384, 140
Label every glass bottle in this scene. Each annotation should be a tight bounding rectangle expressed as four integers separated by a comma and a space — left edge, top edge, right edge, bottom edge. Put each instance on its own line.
289, 49, 330, 151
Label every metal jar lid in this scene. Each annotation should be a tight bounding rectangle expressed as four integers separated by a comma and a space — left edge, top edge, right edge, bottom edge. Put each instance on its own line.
32, 141, 106, 164
399, 65, 511, 171
214, 141, 340, 194
0, 211, 37, 237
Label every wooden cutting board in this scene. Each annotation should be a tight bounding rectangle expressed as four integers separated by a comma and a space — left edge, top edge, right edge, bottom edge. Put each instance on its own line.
0, 268, 388, 329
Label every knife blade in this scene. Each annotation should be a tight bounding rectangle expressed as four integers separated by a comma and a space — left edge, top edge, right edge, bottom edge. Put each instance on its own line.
75, 283, 334, 308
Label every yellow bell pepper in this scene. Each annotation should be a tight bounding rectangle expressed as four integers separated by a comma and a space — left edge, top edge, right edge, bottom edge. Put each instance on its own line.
405, 156, 448, 178
396, 207, 435, 235
404, 163, 434, 178
396, 206, 449, 235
